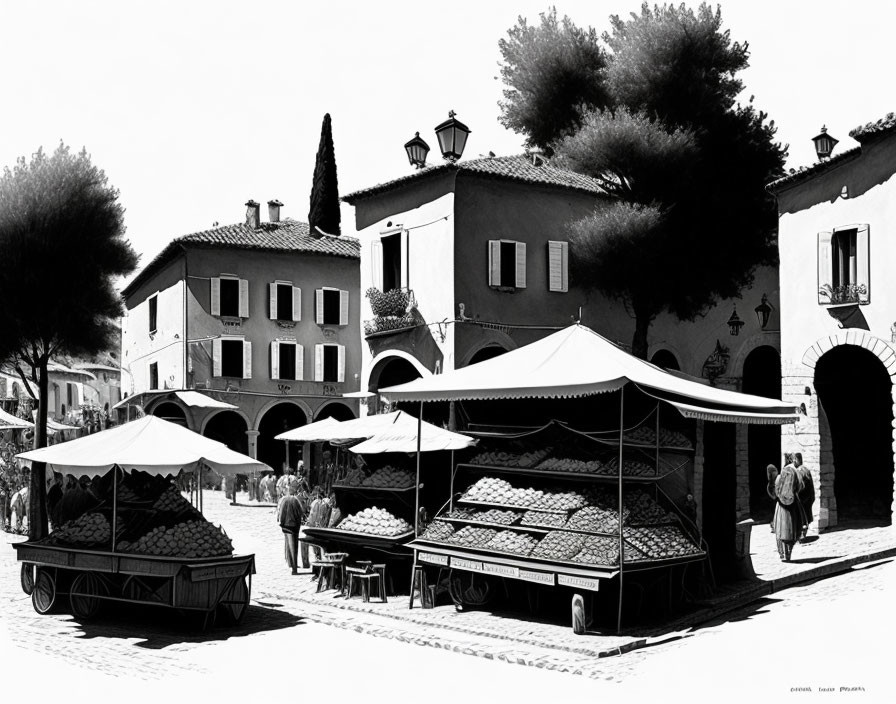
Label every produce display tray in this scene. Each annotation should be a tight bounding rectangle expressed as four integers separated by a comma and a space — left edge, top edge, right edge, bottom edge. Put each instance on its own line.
331, 484, 415, 493
302, 526, 414, 548
435, 517, 550, 534
456, 463, 658, 483
458, 498, 570, 515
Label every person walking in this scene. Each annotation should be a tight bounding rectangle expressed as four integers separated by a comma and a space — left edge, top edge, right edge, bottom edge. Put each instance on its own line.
772, 454, 804, 562
276, 484, 305, 575
794, 452, 815, 542
305, 486, 328, 567
766, 464, 779, 532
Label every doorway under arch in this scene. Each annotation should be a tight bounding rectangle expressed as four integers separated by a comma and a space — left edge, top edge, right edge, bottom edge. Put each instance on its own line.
203, 410, 248, 454
152, 401, 187, 427
467, 345, 508, 366
371, 356, 423, 391
316, 402, 356, 421
815, 346, 893, 524
650, 349, 680, 372
258, 403, 307, 475
742, 345, 782, 521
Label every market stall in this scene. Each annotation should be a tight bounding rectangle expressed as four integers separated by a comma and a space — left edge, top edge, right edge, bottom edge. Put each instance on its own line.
13, 415, 269, 628
379, 324, 801, 632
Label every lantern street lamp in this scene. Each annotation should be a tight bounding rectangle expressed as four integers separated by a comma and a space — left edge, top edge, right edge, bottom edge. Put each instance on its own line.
811, 126, 839, 161
434, 110, 471, 162
404, 132, 430, 169
727, 306, 745, 336
754, 293, 773, 329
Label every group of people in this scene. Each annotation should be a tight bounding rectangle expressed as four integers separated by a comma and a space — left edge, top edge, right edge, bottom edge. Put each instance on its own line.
767, 451, 815, 562
275, 478, 343, 575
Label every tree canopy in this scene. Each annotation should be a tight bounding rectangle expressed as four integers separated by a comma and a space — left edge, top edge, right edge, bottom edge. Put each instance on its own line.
308, 113, 341, 237
498, 3, 787, 359
0, 143, 138, 537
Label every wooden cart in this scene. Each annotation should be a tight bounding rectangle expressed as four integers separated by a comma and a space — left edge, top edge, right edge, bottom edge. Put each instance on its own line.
14, 541, 254, 630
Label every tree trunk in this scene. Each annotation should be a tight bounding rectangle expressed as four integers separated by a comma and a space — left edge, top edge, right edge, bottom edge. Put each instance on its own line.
28, 362, 50, 540
631, 311, 651, 360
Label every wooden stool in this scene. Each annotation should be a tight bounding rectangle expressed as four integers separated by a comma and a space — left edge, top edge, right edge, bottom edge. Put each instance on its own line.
345, 564, 387, 603
409, 564, 430, 609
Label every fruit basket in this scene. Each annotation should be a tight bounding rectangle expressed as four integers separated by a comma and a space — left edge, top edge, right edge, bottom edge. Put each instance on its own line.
333, 507, 413, 538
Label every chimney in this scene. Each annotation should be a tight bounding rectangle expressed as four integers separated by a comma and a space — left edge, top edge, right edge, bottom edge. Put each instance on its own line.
268, 199, 283, 223
245, 200, 260, 228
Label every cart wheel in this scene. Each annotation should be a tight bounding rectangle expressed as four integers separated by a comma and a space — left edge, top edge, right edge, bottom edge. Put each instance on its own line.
31, 569, 57, 615
21, 563, 36, 595
217, 576, 249, 626
70, 572, 107, 621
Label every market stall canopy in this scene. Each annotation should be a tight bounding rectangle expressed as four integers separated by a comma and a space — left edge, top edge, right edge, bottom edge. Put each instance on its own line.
174, 390, 238, 409
275, 416, 345, 442
0, 407, 32, 429
17, 415, 270, 478
35, 412, 80, 432
379, 325, 801, 425
348, 414, 476, 454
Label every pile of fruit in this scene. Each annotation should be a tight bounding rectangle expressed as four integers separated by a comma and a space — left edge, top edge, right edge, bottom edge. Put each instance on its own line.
530, 531, 586, 561
485, 530, 538, 555
520, 510, 567, 529
152, 485, 194, 513
624, 525, 702, 559
117, 519, 233, 558
51, 512, 112, 546
596, 458, 656, 478
447, 526, 497, 548
565, 505, 621, 533
570, 535, 620, 566
529, 489, 587, 512
360, 465, 415, 489
623, 427, 692, 449
336, 507, 413, 537
462, 477, 516, 503
421, 521, 455, 541
473, 508, 521, 525
116, 484, 143, 503
336, 469, 365, 487
468, 448, 551, 468
461, 477, 586, 512
535, 457, 604, 474
624, 490, 675, 525
445, 506, 477, 520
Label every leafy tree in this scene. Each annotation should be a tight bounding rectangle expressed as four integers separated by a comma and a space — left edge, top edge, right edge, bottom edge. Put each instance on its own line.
498, 7, 609, 153
499, 3, 787, 359
0, 143, 138, 539
308, 113, 341, 237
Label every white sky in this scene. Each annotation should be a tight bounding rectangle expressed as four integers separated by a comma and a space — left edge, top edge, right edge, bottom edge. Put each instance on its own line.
2, 0, 894, 286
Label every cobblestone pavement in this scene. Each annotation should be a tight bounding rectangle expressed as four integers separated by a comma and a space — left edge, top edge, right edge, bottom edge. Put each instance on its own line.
2, 489, 893, 692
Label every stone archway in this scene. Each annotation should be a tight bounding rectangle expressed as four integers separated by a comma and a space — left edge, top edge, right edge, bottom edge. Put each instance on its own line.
315, 401, 356, 421
150, 401, 189, 428
742, 345, 782, 522
203, 410, 249, 454
467, 344, 509, 366
257, 402, 308, 476
649, 348, 681, 372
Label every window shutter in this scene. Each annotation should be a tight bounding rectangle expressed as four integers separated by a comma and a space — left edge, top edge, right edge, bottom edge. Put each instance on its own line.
817, 231, 833, 304
315, 289, 324, 324
547, 241, 569, 292
856, 224, 870, 303
270, 341, 280, 380
295, 343, 304, 381
292, 287, 302, 321
339, 290, 349, 326
269, 283, 277, 320
515, 242, 527, 289
243, 340, 252, 379
212, 338, 222, 377
314, 344, 323, 381
400, 230, 410, 289
210, 278, 221, 316
370, 240, 384, 291
238, 279, 249, 318
488, 240, 501, 286
337, 345, 345, 383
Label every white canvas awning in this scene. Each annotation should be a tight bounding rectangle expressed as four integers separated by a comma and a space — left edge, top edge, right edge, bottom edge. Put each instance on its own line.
17, 415, 270, 478
275, 416, 345, 442
174, 390, 238, 409
0, 407, 32, 429
379, 324, 801, 425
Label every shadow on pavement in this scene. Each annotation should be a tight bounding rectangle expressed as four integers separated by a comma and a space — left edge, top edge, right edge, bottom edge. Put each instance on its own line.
785, 556, 843, 564
67, 603, 304, 649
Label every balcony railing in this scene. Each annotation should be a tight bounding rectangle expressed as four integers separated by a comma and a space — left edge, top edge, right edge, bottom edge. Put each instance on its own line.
819, 283, 868, 305
364, 287, 417, 337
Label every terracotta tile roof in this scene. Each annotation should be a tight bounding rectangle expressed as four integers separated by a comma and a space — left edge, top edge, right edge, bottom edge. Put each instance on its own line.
122, 218, 359, 298
849, 112, 896, 142
343, 154, 606, 203
766, 146, 861, 192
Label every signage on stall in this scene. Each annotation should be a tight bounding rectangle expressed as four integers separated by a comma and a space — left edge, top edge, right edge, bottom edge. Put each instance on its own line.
419, 552, 449, 566
451, 557, 484, 573
483, 562, 519, 578
518, 568, 555, 586
558, 574, 600, 591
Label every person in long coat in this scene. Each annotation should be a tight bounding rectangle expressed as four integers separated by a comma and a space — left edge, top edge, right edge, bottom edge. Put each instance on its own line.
772, 454, 804, 562
794, 452, 815, 542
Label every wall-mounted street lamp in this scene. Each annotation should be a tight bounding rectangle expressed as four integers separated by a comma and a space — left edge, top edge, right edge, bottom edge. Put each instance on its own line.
727, 306, 745, 336
754, 293, 773, 329
434, 110, 471, 162
404, 132, 431, 169
811, 126, 839, 161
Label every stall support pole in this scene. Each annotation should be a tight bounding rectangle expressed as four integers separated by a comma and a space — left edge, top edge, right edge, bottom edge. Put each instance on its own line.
414, 401, 423, 537
449, 451, 455, 512
617, 386, 625, 635
111, 465, 119, 553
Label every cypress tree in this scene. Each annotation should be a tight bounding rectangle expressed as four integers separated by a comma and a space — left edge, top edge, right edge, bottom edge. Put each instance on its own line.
308, 113, 341, 237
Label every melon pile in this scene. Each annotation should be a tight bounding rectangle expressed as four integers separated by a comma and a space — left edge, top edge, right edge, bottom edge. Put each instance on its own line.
118, 519, 233, 558
52, 513, 111, 546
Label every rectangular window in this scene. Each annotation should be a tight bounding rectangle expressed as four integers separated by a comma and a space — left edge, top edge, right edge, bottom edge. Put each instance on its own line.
488, 240, 527, 289
382, 233, 402, 292
547, 241, 569, 292
148, 295, 158, 333
219, 278, 240, 317
316, 288, 349, 326
818, 225, 870, 304
314, 344, 345, 383
276, 283, 293, 320
323, 345, 338, 382
271, 342, 300, 380
269, 282, 301, 322
149, 362, 159, 390
221, 339, 244, 377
